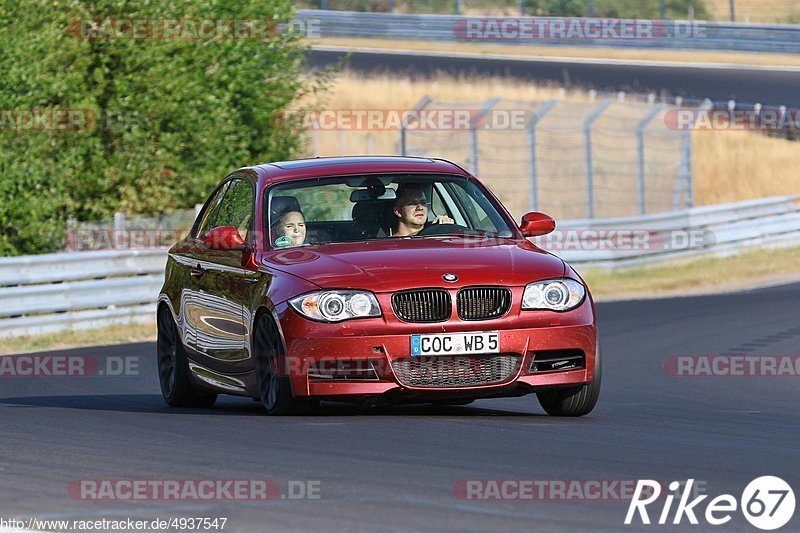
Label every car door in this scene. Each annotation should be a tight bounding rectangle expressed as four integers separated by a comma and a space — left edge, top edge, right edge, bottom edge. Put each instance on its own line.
172, 180, 230, 352
188, 176, 256, 373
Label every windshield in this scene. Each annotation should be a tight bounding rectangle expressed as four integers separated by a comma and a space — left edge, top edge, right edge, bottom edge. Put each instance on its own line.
265, 174, 516, 248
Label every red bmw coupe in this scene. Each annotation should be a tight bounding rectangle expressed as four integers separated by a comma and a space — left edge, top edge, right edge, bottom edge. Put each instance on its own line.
157, 156, 600, 416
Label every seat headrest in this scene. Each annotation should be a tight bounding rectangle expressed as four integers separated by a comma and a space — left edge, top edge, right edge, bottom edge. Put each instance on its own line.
270, 196, 301, 221
352, 201, 385, 223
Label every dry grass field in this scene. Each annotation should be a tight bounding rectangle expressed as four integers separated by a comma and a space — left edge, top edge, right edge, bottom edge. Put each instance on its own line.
298, 71, 800, 217
705, 0, 800, 22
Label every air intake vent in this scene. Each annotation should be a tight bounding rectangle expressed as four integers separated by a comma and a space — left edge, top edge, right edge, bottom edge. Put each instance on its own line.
530, 350, 586, 373
457, 287, 512, 320
392, 354, 521, 388
392, 289, 451, 323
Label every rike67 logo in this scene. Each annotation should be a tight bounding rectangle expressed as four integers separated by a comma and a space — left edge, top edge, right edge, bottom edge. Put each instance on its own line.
626, 477, 795, 530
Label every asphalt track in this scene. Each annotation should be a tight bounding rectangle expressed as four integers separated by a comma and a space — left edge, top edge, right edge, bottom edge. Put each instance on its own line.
308, 47, 800, 107
1, 282, 800, 532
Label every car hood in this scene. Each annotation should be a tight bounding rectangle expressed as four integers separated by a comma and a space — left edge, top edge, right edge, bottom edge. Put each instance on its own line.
261, 237, 566, 292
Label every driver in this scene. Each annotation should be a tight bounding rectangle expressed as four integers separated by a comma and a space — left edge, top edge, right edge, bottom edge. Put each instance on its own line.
392, 184, 454, 237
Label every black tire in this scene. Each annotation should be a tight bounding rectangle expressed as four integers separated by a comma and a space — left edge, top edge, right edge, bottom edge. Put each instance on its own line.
536, 347, 602, 417
157, 306, 217, 408
254, 314, 318, 416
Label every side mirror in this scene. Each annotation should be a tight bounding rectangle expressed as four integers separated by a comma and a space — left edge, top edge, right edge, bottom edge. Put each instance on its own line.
202, 226, 247, 251
520, 212, 556, 237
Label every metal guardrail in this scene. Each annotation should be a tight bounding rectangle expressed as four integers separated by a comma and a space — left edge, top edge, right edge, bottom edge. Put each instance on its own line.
547, 195, 800, 267
296, 10, 800, 54
0, 195, 797, 338
0, 250, 166, 338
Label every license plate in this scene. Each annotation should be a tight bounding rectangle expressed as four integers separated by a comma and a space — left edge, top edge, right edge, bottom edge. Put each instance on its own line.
410, 331, 499, 356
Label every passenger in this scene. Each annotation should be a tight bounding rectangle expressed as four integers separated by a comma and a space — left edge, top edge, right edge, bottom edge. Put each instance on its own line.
272, 210, 306, 247
392, 184, 454, 237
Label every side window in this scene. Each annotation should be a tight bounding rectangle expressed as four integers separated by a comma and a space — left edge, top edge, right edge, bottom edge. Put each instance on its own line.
195, 182, 230, 238
431, 183, 466, 226
211, 178, 254, 240
449, 183, 500, 232
431, 187, 447, 217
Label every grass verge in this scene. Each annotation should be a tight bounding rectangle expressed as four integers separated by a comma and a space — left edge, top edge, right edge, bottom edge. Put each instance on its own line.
583, 246, 800, 299
1, 321, 156, 356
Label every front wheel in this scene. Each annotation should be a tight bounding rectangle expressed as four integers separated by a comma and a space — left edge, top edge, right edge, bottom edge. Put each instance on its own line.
536, 347, 601, 417
254, 314, 318, 416
156, 306, 217, 408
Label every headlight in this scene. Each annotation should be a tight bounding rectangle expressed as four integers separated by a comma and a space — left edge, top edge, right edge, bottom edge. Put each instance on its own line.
522, 279, 585, 311
289, 290, 381, 322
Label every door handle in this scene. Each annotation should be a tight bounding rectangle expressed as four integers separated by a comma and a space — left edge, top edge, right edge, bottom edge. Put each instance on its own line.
190, 265, 205, 278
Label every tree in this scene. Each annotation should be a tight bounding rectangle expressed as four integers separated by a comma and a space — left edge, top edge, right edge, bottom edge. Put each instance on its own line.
0, 0, 325, 255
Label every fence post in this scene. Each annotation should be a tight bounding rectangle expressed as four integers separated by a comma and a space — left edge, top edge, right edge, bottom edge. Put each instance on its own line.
527, 100, 558, 212
673, 131, 694, 210
684, 129, 694, 208
114, 212, 126, 231
469, 97, 500, 175
583, 100, 613, 219
671, 99, 709, 209
399, 95, 432, 156
311, 129, 320, 157
636, 105, 665, 215
588, 0, 595, 17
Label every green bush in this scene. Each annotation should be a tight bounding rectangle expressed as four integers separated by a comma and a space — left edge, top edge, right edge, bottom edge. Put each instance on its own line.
0, 0, 326, 256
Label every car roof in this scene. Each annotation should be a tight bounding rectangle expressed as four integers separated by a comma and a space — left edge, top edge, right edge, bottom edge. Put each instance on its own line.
248, 156, 470, 184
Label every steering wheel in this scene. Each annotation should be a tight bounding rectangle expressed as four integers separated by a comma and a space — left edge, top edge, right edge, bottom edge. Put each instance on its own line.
416, 223, 469, 236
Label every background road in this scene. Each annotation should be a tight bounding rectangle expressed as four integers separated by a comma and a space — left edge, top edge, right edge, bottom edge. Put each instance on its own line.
309, 47, 800, 107
1, 283, 799, 532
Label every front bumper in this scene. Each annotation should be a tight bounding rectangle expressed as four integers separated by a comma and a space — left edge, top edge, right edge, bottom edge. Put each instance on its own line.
277, 298, 596, 401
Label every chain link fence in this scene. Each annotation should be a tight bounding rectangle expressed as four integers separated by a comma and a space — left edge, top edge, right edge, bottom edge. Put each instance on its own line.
308, 96, 694, 221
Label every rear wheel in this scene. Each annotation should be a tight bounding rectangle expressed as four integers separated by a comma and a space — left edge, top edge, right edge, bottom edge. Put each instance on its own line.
254, 314, 318, 416
156, 306, 217, 408
537, 347, 601, 417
